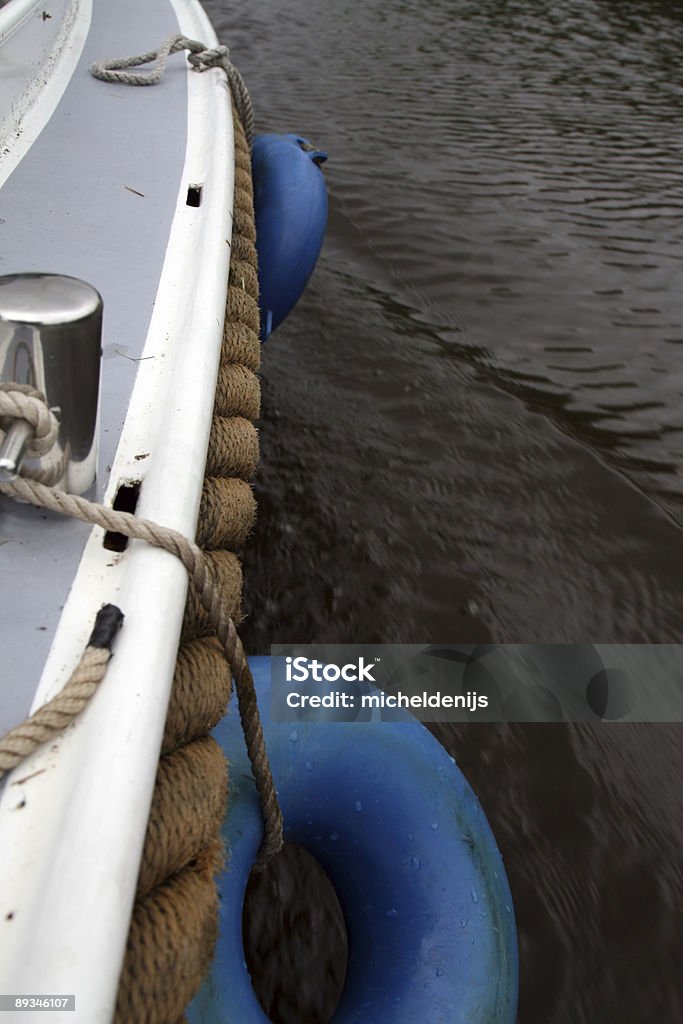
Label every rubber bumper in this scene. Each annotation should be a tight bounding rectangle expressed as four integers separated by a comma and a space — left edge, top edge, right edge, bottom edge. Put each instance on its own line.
188, 657, 518, 1023
252, 133, 328, 340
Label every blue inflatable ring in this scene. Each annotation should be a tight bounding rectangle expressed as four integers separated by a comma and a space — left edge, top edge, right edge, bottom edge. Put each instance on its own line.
189, 657, 518, 1023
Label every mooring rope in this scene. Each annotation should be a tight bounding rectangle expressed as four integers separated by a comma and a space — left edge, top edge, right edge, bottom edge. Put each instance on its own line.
0, 470, 283, 868
90, 33, 255, 146
0, 604, 123, 781
0, 383, 71, 486
0, 384, 59, 459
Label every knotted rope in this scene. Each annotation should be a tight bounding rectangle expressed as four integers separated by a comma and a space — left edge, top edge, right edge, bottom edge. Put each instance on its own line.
0, 471, 282, 869
0, 383, 59, 460
0, 383, 69, 486
90, 33, 254, 146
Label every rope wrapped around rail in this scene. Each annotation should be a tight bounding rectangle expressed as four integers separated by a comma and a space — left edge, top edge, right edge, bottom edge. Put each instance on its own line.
0, 472, 283, 872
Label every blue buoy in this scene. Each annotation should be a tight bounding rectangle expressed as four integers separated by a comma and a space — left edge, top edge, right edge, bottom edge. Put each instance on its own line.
188, 658, 518, 1023
252, 134, 328, 340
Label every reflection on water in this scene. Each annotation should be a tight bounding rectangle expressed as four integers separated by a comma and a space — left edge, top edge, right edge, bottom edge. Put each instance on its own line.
246, 0, 683, 512
215, 0, 683, 637
205, 0, 683, 1021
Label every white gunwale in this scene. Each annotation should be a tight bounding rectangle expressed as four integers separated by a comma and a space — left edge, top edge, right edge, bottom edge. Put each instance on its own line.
0, 0, 234, 1019
0, 0, 93, 189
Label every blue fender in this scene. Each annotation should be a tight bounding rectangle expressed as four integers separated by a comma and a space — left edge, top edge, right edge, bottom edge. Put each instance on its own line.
252, 134, 328, 340
189, 657, 518, 1023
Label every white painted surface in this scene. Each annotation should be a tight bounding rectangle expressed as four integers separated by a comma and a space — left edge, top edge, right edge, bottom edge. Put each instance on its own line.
0, 0, 235, 1020
0, 0, 92, 188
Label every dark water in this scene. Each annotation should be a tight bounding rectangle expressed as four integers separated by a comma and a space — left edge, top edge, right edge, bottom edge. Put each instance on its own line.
204, 1, 683, 1021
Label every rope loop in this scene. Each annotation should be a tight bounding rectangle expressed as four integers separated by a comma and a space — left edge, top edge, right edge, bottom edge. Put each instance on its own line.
89, 33, 191, 86
186, 43, 230, 71
90, 34, 255, 146
0, 383, 59, 458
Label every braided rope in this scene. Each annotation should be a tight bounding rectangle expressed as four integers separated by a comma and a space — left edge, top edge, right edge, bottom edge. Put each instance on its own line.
0, 606, 123, 781
90, 33, 255, 146
0, 473, 282, 868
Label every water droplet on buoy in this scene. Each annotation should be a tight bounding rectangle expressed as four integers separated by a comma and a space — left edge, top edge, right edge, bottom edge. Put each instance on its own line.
430, 822, 439, 831
434, 967, 445, 978
305, 760, 313, 771
410, 856, 421, 870
330, 832, 339, 841
505, 904, 512, 914
355, 800, 363, 812
471, 887, 479, 903
289, 730, 298, 743
385, 908, 398, 918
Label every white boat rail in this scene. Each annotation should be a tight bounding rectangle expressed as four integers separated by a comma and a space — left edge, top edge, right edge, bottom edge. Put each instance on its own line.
0, 1, 235, 1020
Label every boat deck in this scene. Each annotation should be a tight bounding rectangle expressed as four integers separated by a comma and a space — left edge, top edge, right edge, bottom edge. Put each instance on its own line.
1, 0, 187, 732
